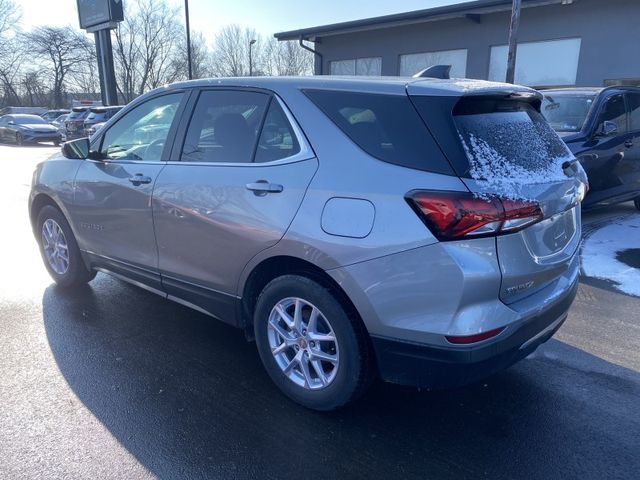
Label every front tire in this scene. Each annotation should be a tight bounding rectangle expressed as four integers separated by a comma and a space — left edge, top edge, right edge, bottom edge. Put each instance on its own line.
36, 205, 96, 288
634, 197, 640, 211
15, 132, 23, 145
254, 275, 372, 411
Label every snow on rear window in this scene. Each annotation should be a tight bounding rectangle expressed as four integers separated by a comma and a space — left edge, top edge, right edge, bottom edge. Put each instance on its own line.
456, 107, 574, 199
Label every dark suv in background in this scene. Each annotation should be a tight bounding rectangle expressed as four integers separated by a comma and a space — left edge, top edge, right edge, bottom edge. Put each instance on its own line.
542, 86, 640, 210
64, 107, 91, 140
83, 106, 123, 136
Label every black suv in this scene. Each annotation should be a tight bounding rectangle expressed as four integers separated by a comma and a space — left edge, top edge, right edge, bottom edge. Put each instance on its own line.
542, 86, 640, 210
83, 106, 123, 136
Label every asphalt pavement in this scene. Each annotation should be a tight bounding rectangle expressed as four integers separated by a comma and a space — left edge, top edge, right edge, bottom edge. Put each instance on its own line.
0, 145, 638, 480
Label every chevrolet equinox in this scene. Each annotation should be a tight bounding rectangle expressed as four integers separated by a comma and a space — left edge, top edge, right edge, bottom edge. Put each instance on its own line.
30, 77, 588, 410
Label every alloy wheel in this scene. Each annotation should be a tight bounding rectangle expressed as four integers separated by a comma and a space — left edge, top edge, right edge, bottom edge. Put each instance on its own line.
267, 297, 339, 390
41, 218, 70, 275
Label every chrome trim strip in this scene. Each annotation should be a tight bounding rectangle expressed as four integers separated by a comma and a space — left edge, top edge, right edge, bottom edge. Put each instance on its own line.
519, 314, 566, 351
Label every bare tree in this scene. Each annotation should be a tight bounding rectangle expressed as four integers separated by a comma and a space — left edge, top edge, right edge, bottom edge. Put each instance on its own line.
211, 25, 262, 77
113, 12, 142, 103
0, 0, 19, 35
263, 38, 313, 76
22, 26, 93, 107
171, 31, 211, 80
113, 0, 185, 101
0, 0, 22, 105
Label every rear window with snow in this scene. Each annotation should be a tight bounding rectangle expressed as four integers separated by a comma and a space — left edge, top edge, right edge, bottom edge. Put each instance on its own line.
453, 99, 574, 191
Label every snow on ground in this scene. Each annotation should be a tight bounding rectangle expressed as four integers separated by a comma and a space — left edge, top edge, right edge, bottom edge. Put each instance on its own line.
581, 214, 640, 297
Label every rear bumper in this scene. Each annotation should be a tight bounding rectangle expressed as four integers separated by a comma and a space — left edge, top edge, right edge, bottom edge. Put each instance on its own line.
371, 277, 578, 388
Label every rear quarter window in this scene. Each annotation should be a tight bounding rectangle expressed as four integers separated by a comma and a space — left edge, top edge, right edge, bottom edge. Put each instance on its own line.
304, 89, 453, 175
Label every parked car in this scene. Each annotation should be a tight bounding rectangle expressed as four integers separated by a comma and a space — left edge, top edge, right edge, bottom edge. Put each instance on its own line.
83, 106, 123, 136
41, 109, 70, 122
30, 77, 588, 410
85, 121, 105, 137
541, 86, 640, 210
0, 114, 62, 145
0, 106, 47, 116
64, 107, 91, 140
51, 114, 68, 142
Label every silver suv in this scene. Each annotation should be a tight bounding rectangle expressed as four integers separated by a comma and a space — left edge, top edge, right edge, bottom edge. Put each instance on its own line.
30, 77, 588, 410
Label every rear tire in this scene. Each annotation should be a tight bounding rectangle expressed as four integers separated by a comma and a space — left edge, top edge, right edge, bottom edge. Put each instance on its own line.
36, 205, 96, 288
254, 275, 373, 411
634, 197, 640, 211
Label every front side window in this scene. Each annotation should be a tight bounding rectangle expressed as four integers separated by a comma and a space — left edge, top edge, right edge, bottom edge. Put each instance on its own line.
100, 93, 184, 161
181, 90, 269, 163
541, 94, 595, 132
595, 94, 627, 135
626, 92, 640, 132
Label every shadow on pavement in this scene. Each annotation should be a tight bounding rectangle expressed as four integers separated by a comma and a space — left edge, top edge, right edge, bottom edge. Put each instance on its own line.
42, 275, 640, 480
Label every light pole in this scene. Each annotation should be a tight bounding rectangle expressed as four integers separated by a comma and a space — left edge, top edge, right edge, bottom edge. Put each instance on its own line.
185, 0, 193, 80
249, 39, 257, 76
505, 0, 522, 84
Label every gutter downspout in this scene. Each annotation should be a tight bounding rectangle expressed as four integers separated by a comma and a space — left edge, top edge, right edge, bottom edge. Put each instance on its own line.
299, 37, 323, 75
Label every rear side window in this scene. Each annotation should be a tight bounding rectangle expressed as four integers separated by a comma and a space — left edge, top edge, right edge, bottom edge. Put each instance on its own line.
595, 94, 627, 134
304, 90, 453, 175
255, 100, 301, 163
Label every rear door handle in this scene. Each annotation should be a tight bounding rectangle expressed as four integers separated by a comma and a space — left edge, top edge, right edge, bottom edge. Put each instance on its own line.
128, 174, 152, 186
246, 181, 284, 195
625, 139, 634, 148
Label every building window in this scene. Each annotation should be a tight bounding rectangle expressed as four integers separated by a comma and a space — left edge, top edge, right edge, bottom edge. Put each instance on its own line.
605, 79, 640, 87
330, 57, 382, 76
488, 38, 581, 87
399, 49, 468, 78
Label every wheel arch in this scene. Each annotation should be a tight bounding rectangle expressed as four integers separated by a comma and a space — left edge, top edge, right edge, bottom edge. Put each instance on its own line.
240, 255, 371, 342
30, 193, 63, 233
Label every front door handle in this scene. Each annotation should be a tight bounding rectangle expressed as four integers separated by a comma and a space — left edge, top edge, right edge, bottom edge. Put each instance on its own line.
246, 180, 284, 196
625, 139, 634, 148
128, 174, 152, 186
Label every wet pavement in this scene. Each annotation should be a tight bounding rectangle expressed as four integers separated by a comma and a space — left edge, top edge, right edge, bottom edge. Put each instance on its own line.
1, 145, 639, 479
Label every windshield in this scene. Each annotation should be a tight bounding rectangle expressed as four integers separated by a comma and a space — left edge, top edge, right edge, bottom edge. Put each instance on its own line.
541, 94, 596, 132
68, 110, 89, 120
15, 115, 46, 125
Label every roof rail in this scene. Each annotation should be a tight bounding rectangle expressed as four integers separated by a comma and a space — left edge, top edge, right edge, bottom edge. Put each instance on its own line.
413, 65, 451, 79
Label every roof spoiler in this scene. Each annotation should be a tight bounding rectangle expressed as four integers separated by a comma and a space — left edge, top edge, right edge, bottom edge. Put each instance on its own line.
413, 65, 451, 79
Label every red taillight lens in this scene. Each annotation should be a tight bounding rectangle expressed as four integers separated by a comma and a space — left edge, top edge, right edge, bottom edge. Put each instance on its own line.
445, 327, 505, 345
406, 191, 543, 241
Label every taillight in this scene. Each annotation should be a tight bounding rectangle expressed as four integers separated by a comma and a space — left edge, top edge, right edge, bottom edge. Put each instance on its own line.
445, 327, 505, 345
406, 191, 543, 241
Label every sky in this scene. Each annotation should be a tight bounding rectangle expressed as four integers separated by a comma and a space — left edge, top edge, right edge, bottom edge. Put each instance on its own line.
16, 0, 465, 42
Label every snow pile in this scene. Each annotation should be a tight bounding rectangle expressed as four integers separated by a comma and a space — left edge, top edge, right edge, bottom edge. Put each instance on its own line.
581, 215, 640, 297
458, 118, 574, 200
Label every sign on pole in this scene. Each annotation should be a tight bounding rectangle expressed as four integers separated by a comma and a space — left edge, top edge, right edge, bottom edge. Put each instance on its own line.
77, 0, 124, 31
76, 0, 124, 106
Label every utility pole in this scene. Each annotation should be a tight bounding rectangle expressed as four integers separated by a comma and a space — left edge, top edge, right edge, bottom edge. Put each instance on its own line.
506, 0, 522, 84
185, 0, 193, 80
249, 39, 257, 76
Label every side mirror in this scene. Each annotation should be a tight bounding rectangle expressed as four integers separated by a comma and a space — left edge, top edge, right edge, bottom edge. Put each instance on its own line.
7, 120, 15, 125
61, 137, 90, 159
597, 120, 618, 137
